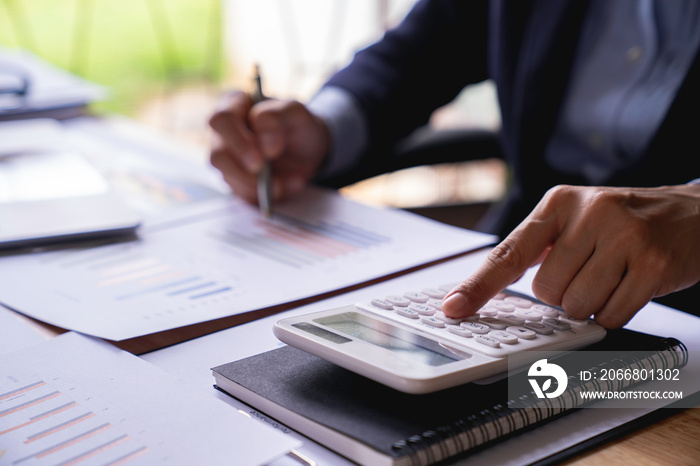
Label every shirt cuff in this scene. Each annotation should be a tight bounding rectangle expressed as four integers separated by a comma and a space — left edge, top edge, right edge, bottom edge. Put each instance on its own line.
307, 85, 368, 179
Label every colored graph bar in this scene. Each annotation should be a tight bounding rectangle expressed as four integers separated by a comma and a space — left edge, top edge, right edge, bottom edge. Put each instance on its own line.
166, 281, 217, 296
212, 231, 313, 268
189, 286, 232, 300
33, 423, 113, 460
0, 402, 78, 436
213, 215, 393, 268
24, 412, 95, 444
0, 391, 61, 418
277, 214, 390, 247
54, 435, 135, 466
0, 381, 45, 401
103, 446, 150, 466
97, 264, 173, 287
116, 276, 202, 300
260, 223, 355, 258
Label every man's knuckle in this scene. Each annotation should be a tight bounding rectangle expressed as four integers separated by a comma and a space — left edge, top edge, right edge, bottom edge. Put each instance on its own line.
531, 275, 561, 306
459, 276, 491, 298
488, 239, 524, 272
209, 147, 229, 168
561, 289, 591, 317
208, 110, 229, 130
543, 184, 573, 203
594, 313, 626, 329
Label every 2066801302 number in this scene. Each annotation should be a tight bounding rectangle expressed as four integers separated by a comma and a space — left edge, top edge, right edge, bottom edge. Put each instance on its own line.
599, 368, 680, 382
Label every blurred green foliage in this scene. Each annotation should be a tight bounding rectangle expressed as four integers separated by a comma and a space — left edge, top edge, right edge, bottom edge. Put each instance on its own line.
0, 0, 223, 115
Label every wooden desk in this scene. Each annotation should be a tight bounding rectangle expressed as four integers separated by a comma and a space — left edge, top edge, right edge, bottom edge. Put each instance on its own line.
567, 405, 700, 465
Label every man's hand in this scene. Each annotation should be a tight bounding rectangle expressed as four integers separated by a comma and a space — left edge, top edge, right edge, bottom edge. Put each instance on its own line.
442, 184, 700, 328
209, 91, 330, 203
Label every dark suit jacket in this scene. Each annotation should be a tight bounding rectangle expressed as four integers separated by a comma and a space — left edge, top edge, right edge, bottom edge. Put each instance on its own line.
323, 0, 700, 237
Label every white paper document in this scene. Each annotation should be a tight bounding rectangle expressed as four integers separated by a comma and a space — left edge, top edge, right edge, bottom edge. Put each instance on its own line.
0, 332, 300, 466
0, 306, 48, 354
0, 186, 495, 340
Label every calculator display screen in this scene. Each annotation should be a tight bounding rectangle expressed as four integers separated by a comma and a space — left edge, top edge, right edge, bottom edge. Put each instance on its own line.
314, 312, 462, 367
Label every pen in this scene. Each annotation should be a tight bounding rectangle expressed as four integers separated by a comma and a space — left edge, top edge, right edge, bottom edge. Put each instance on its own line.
251, 65, 272, 218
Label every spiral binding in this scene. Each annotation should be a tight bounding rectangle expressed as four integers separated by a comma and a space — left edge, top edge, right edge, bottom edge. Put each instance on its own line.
390, 338, 687, 465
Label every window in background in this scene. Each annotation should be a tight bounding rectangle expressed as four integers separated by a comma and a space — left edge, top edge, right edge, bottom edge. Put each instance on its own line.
0, 0, 223, 146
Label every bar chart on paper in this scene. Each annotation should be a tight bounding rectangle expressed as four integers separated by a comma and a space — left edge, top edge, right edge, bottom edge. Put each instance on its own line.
0, 333, 299, 466
208, 213, 391, 269
0, 377, 150, 466
0, 188, 495, 340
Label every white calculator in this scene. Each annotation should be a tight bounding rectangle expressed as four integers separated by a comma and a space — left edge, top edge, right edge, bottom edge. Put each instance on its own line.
274, 285, 606, 394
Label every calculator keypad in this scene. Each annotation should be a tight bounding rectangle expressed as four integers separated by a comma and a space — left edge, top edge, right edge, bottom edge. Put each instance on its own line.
355, 285, 602, 358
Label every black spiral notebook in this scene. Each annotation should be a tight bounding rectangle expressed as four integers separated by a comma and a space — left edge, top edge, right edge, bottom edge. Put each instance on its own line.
212, 329, 687, 466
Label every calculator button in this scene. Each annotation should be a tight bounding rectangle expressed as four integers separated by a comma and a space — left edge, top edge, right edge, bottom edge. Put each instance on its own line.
408, 303, 436, 315
524, 322, 554, 335
479, 317, 509, 330
461, 322, 491, 334
404, 292, 429, 303
489, 330, 518, 345
477, 306, 499, 317
421, 316, 445, 328
359, 288, 605, 361
531, 304, 559, 317
504, 296, 533, 308
447, 325, 473, 338
493, 291, 507, 300
370, 299, 394, 310
422, 288, 446, 299
439, 283, 460, 292
386, 295, 411, 307
488, 300, 516, 313
558, 313, 589, 327
499, 314, 526, 326
542, 318, 571, 331
506, 326, 536, 340
424, 298, 442, 311
515, 309, 542, 321
395, 307, 420, 319
433, 311, 463, 325
474, 335, 501, 348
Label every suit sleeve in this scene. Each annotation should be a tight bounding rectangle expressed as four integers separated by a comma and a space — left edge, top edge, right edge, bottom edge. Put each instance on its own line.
324, 0, 490, 161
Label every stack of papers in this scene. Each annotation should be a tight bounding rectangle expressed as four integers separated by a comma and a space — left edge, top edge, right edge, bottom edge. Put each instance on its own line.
0, 118, 496, 346
0, 48, 106, 120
